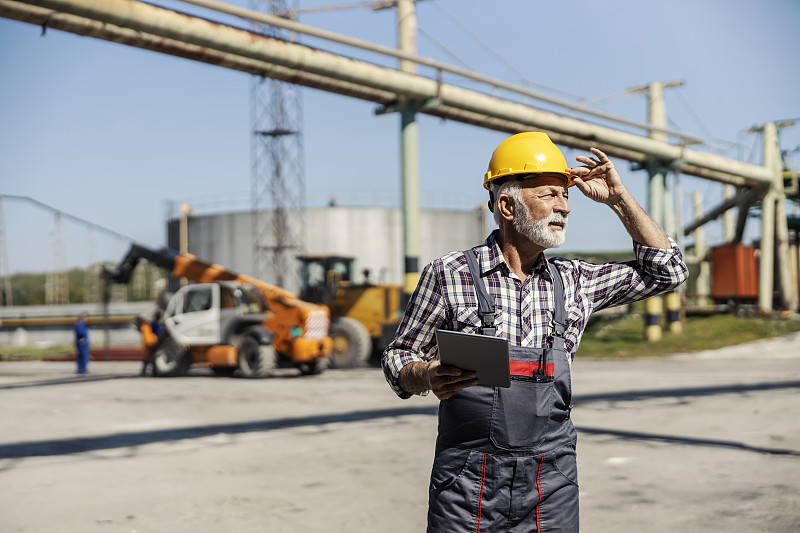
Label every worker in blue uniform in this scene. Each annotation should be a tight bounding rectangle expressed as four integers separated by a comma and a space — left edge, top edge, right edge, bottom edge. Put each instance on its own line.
74, 312, 90, 374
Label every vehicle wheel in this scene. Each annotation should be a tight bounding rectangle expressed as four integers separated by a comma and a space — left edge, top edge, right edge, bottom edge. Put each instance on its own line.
152, 338, 190, 377
237, 336, 277, 378
328, 317, 372, 369
298, 355, 330, 376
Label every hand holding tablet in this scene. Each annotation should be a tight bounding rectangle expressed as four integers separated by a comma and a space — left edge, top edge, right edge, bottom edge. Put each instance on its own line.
435, 329, 511, 388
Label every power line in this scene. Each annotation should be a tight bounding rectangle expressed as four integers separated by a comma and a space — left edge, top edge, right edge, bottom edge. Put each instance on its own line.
579, 89, 639, 107
428, 0, 587, 102
672, 87, 713, 142
0, 197, 12, 305
262, 0, 393, 18
0, 195, 135, 243
417, 26, 472, 70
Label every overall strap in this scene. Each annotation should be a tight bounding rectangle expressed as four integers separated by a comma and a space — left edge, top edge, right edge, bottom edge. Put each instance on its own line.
547, 261, 568, 351
462, 250, 496, 337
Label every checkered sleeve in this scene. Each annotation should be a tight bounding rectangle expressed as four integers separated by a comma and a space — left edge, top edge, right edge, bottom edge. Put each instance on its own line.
580, 237, 689, 311
382, 259, 447, 399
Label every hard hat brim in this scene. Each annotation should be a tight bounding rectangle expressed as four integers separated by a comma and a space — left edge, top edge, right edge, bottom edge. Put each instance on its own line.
483, 171, 576, 190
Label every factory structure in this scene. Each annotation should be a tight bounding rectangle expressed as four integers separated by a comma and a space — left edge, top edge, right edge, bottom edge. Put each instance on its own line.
1, 0, 799, 328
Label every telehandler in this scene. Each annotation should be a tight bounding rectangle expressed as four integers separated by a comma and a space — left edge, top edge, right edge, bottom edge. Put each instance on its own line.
103, 244, 333, 377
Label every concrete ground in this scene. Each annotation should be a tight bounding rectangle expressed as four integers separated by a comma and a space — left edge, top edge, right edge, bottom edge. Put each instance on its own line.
1, 333, 799, 533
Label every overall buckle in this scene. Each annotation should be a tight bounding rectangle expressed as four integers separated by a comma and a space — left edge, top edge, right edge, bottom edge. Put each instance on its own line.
550, 319, 567, 338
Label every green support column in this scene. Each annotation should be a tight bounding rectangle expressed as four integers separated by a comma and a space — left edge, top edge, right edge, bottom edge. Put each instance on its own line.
644, 82, 668, 341
401, 105, 421, 299
645, 162, 666, 342
759, 124, 778, 312
397, 0, 421, 302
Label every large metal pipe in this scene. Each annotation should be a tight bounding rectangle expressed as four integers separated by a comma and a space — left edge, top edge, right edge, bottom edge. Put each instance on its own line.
424, 99, 759, 187
682, 184, 768, 236
11, 0, 774, 186
0, 0, 399, 104
175, 0, 702, 144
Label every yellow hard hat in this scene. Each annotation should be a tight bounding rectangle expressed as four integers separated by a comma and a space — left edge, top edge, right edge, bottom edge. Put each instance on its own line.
483, 132, 575, 190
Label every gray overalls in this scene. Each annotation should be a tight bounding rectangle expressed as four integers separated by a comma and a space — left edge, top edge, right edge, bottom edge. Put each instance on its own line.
427, 251, 579, 533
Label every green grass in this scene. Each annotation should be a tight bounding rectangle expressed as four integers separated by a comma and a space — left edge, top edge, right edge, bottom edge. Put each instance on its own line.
577, 314, 800, 358
0, 344, 75, 361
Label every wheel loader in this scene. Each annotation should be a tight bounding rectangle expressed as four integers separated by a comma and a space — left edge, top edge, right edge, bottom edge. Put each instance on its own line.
297, 255, 403, 368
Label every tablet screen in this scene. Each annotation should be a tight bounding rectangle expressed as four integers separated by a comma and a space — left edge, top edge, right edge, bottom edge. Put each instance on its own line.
435, 329, 510, 388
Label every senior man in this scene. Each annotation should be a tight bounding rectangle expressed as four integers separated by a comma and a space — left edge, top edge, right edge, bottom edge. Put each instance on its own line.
382, 132, 688, 532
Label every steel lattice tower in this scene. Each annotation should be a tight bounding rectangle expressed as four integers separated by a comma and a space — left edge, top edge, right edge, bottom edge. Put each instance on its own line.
250, 0, 306, 287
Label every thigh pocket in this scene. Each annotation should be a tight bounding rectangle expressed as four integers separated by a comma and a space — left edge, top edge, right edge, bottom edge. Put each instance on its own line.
429, 449, 486, 532
553, 446, 579, 486
490, 380, 554, 450
429, 448, 481, 497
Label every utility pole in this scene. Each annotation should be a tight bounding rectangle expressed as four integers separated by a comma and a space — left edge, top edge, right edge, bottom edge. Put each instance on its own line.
628, 81, 683, 224
759, 123, 778, 312
760, 122, 796, 311
631, 80, 684, 339
397, 0, 421, 302
250, 0, 306, 288
692, 192, 711, 306
0, 196, 12, 306
373, 0, 425, 302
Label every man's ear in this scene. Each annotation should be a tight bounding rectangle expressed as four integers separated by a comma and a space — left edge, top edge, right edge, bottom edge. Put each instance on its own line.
496, 193, 515, 222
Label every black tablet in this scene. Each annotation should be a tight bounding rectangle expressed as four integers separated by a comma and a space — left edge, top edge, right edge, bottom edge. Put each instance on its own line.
435, 329, 510, 388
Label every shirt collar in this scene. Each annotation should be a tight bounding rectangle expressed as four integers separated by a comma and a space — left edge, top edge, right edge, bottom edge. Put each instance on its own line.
481, 230, 505, 274
532, 252, 552, 281
482, 230, 552, 280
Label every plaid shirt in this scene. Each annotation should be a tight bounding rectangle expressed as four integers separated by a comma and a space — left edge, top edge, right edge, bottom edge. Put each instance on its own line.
383, 230, 689, 398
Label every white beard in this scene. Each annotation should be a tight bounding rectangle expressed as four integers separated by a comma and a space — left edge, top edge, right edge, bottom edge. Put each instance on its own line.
513, 202, 568, 249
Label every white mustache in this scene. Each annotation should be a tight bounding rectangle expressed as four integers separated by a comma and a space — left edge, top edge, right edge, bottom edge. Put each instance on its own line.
545, 213, 569, 226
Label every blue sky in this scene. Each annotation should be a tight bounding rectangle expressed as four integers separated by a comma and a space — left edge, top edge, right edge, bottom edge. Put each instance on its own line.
1, 0, 799, 275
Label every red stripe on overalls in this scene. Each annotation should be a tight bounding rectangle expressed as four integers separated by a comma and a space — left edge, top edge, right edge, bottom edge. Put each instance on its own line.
509, 361, 555, 378
476, 453, 488, 532
536, 454, 544, 532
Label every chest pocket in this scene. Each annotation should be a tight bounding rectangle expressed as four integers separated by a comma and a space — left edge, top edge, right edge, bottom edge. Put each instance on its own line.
490, 344, 558, 450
